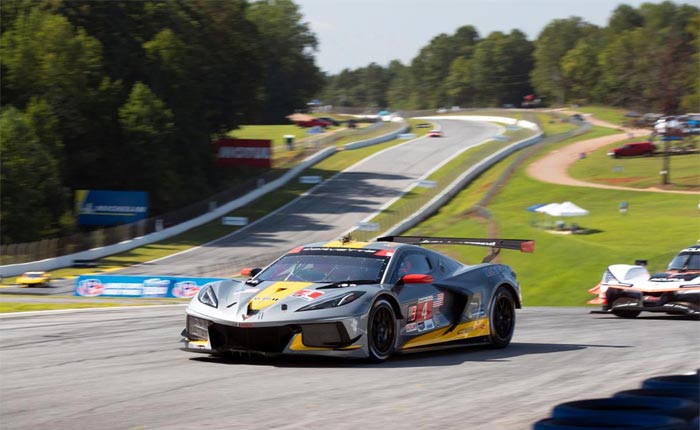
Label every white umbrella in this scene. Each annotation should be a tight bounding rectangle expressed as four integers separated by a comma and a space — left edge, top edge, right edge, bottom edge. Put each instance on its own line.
546, 201, 589, 217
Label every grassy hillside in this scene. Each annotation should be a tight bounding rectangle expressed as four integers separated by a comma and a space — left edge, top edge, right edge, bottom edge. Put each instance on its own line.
409, 122, 698, 307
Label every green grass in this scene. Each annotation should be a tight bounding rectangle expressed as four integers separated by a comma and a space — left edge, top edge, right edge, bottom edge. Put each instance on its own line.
569, 138, 700, 191
0, 302, 130, 312
573, 105, 629, 127
228, 121, 392, 169
0, 296, 187, 313
535, 112, 578, 134
407, 123, 699, 306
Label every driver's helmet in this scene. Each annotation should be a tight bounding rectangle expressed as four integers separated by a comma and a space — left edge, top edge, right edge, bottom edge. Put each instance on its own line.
398, 259, 413, 276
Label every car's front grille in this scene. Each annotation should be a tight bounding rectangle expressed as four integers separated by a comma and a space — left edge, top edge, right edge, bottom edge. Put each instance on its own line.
186, 315, 211, 341
208, 323, 297, 353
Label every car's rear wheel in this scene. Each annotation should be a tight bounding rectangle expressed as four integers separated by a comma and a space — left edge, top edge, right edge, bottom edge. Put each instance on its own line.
489, 287, 516, 348
367, 298, 396, 362
612, 309, 641, 318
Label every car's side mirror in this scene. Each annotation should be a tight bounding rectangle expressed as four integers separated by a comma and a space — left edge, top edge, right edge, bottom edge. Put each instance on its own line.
400, 274, 434, 284
240, 268, 262, 277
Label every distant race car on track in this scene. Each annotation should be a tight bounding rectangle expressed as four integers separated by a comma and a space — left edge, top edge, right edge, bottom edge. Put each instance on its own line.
182, 236, 534, 362
428, 129, 444, 137
16, 271, 51, 287
588, 244, 700, 317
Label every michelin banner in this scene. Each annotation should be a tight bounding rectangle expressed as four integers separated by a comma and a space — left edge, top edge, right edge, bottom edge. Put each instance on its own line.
75, 275, 227, 299
75, 189, 148, 226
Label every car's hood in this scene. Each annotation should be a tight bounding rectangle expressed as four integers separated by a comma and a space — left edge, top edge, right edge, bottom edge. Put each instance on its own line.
188, 279, 378, 323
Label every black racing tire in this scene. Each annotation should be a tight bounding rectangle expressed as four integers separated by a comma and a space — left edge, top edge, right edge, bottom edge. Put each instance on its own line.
366, 298, 397, 363
552, 396, 698, 421
612, 309, 641, 318
488, 287, 516, 348
533, 414, 688, 430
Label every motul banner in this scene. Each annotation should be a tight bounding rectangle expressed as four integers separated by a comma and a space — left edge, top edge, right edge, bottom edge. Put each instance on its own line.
216, 138, 272, 167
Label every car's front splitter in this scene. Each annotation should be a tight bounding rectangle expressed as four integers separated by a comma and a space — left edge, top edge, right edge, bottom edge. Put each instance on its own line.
181, 312, 371, 359
607, 288, 699, 316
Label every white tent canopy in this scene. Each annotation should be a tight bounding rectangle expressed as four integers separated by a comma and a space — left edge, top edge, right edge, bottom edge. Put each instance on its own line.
534, 203, 561, 215
536, 201, 589, 217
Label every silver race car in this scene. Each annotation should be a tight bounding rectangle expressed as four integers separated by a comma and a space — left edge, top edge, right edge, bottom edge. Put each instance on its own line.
182, 235, 535, 362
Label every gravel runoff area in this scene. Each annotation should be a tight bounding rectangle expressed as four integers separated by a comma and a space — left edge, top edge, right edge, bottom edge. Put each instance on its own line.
527, 111, 698, 195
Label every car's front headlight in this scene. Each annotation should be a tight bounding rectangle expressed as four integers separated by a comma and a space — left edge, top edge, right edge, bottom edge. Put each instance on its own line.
198, 285, 218, 308
297, 291, 366, 311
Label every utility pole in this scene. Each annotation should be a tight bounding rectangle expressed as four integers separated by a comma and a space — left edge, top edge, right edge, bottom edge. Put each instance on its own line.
660, 122, 683, 186
660, 135, 670, 185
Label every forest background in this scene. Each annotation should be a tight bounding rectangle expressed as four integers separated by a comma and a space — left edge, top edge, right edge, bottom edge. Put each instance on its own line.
1, 0, 697, 244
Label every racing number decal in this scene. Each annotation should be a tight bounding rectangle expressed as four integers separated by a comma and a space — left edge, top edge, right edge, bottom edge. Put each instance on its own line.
408, 296, 433, 323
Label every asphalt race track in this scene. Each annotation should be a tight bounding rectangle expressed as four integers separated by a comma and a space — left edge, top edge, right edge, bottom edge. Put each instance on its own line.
1, 306, 697, 430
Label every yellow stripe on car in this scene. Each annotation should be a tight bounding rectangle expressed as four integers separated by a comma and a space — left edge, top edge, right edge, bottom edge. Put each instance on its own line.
248, 281, 314, 311
289, 333, 362, 351
322, 240, 370, 248
401, 318, 490, 350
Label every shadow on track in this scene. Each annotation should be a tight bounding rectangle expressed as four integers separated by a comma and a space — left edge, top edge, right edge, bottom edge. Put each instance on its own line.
188, 341, 630, 369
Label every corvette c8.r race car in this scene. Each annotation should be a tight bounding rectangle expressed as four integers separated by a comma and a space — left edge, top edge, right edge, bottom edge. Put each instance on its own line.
182, 236, 534, 362
588, 244, 700, 318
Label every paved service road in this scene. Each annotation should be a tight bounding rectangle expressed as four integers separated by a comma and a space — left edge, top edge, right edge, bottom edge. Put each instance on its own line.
1, 306, 697, 430
115, 119, 502, 277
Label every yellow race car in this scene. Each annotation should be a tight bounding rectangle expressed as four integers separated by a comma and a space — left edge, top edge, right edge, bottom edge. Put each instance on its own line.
16, 271, 51, 287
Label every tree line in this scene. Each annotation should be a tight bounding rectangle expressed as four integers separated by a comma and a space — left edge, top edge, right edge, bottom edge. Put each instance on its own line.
1, 0, 322, 243
320, 2, 698, 114
1, 1, 698, 245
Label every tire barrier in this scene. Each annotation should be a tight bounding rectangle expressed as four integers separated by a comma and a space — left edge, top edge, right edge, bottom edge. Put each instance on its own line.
533, 369, 700, 430
533, 414, 690, 430
615, 388, 700, 405
642, 374, 700, 400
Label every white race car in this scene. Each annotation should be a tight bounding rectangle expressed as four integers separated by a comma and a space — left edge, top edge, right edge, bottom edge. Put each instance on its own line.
588, 245, 700, 317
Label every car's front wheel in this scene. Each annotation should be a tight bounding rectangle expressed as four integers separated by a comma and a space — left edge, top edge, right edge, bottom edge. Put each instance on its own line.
489, 287, 516, 348
367, 298, 396, 362
612, 309, 641, 318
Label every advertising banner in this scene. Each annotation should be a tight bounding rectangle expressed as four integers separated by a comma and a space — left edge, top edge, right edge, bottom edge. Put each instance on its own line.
215, 138, 272, 168
74, 275, 227, 298
76, 190, 148, 226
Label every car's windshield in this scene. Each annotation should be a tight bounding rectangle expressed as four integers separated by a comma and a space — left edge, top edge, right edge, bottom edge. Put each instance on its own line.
256, 249, 390, 283
667, 252, 700, 271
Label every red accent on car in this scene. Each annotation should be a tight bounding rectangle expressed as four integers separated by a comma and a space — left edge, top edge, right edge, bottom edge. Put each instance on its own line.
401, 274, 434, 284
520, 241, 535, 253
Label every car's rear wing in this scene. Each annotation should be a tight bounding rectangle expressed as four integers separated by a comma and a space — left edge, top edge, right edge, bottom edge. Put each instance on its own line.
377, 236, 535, 263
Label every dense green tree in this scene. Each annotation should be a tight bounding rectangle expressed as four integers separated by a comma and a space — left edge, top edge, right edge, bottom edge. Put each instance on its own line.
680, 13, 699, 112
385, 60, 414, 109
118, 82, 178, 212
607, 4, 644, 34
246, 0, 322, 122
0, 107, 65, 242
561, 30, 605, 104
467, 30, 534, 107
411, 33, 461, 108
530, 17, 598, 104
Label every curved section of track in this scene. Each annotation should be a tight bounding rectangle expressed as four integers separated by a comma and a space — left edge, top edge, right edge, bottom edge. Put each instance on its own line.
1, 306, 696, 430
116, 119, 501, 277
